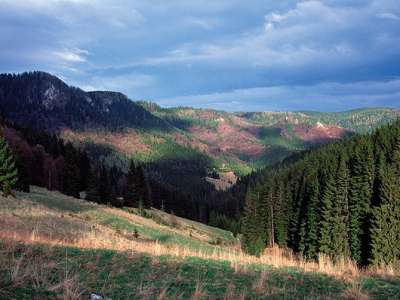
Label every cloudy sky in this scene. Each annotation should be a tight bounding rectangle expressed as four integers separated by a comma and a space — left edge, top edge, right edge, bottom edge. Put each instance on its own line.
1, 0, 399, 111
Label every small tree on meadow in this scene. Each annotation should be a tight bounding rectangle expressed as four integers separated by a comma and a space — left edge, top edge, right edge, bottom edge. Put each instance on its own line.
0, 131, 18, 196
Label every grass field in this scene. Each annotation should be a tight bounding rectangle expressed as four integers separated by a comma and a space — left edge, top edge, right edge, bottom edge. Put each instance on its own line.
0, 187, 399, 299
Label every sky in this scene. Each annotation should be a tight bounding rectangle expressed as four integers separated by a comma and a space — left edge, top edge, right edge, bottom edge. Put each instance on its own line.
0, 0, 399, 112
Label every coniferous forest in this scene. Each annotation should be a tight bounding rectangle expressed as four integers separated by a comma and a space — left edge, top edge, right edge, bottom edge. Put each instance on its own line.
242, 119, 400, 266
1, 92, 400, 268
0, 116, 245, 231
2, 110, 400, 268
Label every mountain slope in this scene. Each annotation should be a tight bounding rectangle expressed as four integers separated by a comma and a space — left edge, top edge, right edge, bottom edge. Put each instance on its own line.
1, 187, 398, 299
0, 72, 167, 131
240, 108, 400, 133
1, 72, 399, 197
140, 102, 400, 168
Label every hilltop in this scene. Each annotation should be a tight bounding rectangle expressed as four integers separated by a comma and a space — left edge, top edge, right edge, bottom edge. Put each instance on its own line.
1, 187, 399, 299
1, 72, 399, 194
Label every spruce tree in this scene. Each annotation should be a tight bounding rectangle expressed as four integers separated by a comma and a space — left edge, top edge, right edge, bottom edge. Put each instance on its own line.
370, 136, 400, 265
289, 174, 307, 252
242, 189, 265, 256
348, 141, 374, 264
273, 181, 287, 246
303, 172, 320, 259
136, 165, 152, 208
319, 173, 336, 256
0, 133, 18, 196
330, 154, 350, 259
62, 143, 80, 198
392, 136, 400, 177
86, 168, 101, 203
259, 183, 272, 247
370, 164, 400, 265
124, 160, 138, 207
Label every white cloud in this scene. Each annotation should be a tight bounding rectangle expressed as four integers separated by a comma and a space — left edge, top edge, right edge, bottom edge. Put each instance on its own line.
53, 48, 89, 63
143, 0, 399, 72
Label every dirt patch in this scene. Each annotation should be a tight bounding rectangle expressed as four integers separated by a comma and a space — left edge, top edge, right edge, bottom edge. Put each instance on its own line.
293, 123, 349, 143
189, 120, 265, 159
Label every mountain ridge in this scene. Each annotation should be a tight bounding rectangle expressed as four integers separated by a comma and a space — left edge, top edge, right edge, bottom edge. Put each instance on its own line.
1, 71, 399, 195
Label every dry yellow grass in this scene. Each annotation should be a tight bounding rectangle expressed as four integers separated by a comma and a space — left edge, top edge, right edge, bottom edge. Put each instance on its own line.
0, 187, 397, 286
0, 223, 369, 282
0, 240, 85, 299
342, 281, 370, 300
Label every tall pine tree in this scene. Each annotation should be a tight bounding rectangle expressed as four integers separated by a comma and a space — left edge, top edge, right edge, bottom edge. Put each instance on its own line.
303, 169, 320, 259
124, 160, 139, 207
348, 140, 374, 264
330, 154, 351, 259
61, 143, 80, 198
0, 132, 18, 196
319, 172, 336, 257
242, 189, 266, 256
370, 138, 400, 266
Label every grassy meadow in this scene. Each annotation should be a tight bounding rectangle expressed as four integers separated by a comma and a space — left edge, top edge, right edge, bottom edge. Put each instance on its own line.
0, 187, 399, 299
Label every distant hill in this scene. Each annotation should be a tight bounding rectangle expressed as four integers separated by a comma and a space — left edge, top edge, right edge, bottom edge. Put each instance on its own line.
0, 72, 167, 131
139, 101, 399, 168
1, 71, 399, 197
240, 108, 400, 133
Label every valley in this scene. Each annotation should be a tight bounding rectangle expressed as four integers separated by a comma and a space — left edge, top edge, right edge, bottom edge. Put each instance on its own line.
1, 72, 399, 195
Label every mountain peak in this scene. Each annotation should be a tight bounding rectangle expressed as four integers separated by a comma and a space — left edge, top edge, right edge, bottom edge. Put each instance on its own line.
0, 71, 167, 131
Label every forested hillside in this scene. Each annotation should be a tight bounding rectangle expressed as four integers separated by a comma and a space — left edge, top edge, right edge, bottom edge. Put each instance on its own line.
1, 71, 399, 230
0, 118, 221, 222
242, 119, 400, 267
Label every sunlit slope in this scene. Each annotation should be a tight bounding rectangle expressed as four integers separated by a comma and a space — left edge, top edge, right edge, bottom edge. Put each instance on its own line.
0, 186, 235, 253
1, 187, 399, 299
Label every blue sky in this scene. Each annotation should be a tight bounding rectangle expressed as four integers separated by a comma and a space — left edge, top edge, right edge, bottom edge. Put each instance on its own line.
0, 0, 399, 111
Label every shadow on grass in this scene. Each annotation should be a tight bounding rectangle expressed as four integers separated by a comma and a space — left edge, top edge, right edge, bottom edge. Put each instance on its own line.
17, 186, 96, 213
362, 275, 400, 299
1, 241, 381, 300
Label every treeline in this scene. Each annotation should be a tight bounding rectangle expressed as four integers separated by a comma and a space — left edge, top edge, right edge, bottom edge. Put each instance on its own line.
86, 161, 151, 209
1, 120, 90, 195
242, 119, 400, 266
0, 118, 152, 209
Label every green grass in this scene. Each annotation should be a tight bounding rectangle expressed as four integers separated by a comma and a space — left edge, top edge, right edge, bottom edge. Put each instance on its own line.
2, 242, 399, 299
20, 187, 93, 213
88, 210, 224, 253
11, 187, 235, 252
0, 242, 347, 299
2, 187, 400, 299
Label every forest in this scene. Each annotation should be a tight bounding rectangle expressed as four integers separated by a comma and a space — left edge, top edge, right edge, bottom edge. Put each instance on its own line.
2, 107, 400, 268
0, 115, 245, 233
242, 119, 400, 266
